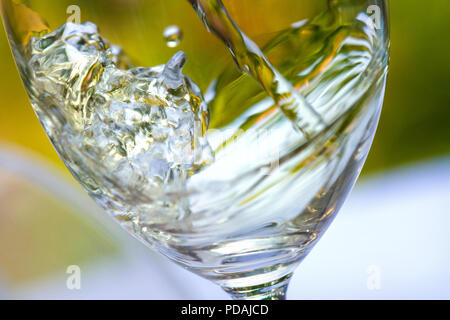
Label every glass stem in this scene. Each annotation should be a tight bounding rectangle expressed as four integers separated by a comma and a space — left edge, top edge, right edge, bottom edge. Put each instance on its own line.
223, 274, 292, 300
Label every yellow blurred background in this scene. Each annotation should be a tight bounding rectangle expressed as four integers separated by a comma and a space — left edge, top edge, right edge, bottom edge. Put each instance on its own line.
1, 0, 449, 174
0, 0, 449, 294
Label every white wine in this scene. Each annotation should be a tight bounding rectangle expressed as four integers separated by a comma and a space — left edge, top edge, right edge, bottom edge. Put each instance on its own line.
26, 21, 214, 227
188, 0, 325, 138
2, 0, 389, 299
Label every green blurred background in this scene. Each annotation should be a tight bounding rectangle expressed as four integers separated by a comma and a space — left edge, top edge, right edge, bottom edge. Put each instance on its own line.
1, 0, 449, 175
0, 0, 449, 291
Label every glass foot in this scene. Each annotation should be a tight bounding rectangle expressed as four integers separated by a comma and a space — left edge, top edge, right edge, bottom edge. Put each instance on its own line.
223, 274, 292, 300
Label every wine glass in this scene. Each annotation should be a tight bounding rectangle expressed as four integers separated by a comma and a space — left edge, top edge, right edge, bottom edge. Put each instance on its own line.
1, 0, 389, 300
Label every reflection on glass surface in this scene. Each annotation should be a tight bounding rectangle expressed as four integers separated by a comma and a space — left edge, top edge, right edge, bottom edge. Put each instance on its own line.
1, 0, 389, 299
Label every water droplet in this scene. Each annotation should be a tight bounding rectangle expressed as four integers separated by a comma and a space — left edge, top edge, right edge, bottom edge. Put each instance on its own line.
163, 25, 183, 48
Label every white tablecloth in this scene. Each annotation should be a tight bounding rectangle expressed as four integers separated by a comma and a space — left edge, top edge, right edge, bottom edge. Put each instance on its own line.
1, 146, 449, 299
